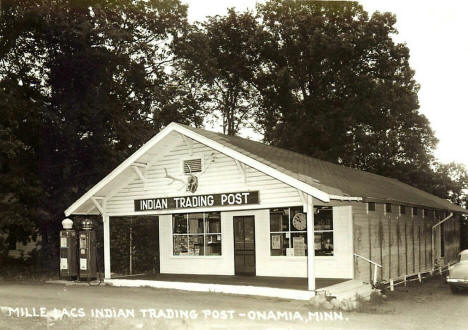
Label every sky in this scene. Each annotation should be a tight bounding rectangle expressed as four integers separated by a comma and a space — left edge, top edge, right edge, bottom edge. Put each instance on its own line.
182, 0, 468, 168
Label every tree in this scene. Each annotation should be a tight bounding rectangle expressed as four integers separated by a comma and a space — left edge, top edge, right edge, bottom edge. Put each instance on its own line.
0, 0, 200, 263
174, 8, 262, 135
177, 0, 466, 206
431, 162, 468, 207
252, 0, 438, 188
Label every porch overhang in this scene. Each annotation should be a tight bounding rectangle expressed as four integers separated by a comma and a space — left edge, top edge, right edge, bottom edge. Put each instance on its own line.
64, 123, 334, 217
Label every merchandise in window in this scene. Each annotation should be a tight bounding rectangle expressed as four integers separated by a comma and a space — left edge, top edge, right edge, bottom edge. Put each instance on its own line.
269, 206, 334, 256
270, 207, 306, 256
172, 212, 221, 256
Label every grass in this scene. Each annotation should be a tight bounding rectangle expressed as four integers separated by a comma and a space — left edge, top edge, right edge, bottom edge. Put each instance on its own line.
353, 273, 455, 314
308, 273, 454, 314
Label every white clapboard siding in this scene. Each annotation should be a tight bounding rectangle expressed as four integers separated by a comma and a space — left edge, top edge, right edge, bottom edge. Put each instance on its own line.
105, 137, 301, 215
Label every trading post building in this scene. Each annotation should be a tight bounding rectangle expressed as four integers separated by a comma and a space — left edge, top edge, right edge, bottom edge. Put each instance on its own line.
65, 123, 466, 299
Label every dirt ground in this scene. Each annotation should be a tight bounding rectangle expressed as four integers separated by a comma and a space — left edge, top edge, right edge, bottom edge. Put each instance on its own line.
0, 274, 467, 329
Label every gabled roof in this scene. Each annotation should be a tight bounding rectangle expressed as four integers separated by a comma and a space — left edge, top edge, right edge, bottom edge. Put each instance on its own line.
180, 124, 466, 213
65, 122, 466, 216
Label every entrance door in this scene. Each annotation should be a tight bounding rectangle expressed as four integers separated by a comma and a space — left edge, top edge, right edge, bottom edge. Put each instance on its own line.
233, 216, 256, 275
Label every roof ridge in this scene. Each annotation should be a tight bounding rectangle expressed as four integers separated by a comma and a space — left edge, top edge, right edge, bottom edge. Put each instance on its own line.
182, 123, 405, 181
175, 123, 466, 213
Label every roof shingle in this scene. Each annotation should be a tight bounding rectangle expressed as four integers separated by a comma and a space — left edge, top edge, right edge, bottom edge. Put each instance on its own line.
181, 124, 466, 213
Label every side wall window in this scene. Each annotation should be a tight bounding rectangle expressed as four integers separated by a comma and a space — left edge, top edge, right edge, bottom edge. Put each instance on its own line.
385, 203, 392, 213
400, 205, 406, 215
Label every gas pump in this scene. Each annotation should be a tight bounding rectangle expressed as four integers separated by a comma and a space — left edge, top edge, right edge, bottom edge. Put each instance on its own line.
59, 218, 78, 280
78, 219, 97, 281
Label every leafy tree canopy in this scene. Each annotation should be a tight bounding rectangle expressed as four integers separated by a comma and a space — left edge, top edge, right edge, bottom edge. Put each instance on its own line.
253, 0, 466, 204
1, 0, 466, 262
173, 8, 263, 135
176, 0, 466, 206
0, 0, 202, 259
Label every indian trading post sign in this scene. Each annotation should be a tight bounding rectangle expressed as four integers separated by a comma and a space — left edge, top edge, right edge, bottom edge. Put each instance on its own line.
134, 191, 259, 212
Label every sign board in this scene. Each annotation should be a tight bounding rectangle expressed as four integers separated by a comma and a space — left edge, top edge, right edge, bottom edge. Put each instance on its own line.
293, 236, 306, 256
135, 191, 259, 212
271, 234, 281, 250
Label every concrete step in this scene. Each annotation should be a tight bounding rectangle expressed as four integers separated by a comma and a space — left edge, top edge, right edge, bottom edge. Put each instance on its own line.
322, 279, 375, 300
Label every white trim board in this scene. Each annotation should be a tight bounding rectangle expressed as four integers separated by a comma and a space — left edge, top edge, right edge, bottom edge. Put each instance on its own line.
65, 125, 175, 216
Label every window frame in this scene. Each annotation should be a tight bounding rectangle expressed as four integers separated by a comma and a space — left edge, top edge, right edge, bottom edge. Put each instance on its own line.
385, 203, 392, 214
269, 206, 334, 257
313, 207, 334, 257
172, 212, 222, 257
400, 205, 406, 215
269, 207, 307, 257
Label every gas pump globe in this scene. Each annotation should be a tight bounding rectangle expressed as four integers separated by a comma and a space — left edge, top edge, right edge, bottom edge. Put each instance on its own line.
79, 219, 97, 281
59, 218, 78, 280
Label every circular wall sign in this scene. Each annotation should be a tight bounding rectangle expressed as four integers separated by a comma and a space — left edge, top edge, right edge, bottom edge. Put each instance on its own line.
292, 213, 307, 230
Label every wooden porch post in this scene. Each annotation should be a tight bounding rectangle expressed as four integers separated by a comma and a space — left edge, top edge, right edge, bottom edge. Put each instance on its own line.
103, 213, 111, 279
306, 194, 315, 292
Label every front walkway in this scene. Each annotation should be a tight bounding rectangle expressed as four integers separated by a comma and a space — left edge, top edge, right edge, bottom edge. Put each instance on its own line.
107, 273, 349, 300
112, 273, 346, 290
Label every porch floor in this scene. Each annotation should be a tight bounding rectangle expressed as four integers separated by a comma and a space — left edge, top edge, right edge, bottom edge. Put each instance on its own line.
111, 273, 348, 290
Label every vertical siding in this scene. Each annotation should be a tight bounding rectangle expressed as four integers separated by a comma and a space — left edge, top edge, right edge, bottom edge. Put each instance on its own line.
381, 214, 388, 281
353, 203, 461, 283
444, 214, 460, 264
414, 213, 420, 273
423, 216, 431, 271
397, 215, 406, 277
389, 211, 399, 279
352, 203, 372, 282
406, 212, 414, 274
426, 214, 434, 271
371, 206, 383, 281
434, 224, 441, 263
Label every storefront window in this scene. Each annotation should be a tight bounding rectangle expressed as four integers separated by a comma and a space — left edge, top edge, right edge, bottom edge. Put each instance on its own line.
173, 212, 221, 256
314, 208, 334, 256
269, 207, 334, 256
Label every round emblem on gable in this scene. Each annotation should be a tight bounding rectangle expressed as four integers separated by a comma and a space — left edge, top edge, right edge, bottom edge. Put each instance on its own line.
186, 175, 198, 193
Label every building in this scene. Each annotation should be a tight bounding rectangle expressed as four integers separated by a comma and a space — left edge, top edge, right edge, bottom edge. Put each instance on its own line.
65, 122, 466, 298
1, 231, 41, 260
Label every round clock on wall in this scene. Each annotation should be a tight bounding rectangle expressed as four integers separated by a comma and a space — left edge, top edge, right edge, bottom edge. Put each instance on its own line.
292, 213, 307, 230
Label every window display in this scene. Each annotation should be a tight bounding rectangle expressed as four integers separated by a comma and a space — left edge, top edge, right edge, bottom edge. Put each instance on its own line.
172, 212, 221, 256
269, 206, 334, 256
269, 207, 307, 256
